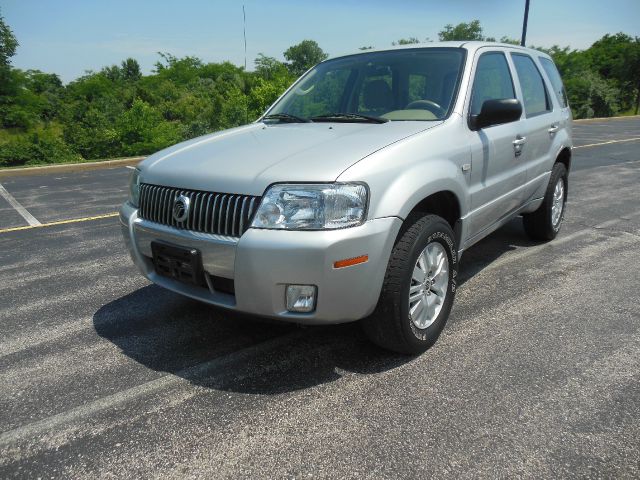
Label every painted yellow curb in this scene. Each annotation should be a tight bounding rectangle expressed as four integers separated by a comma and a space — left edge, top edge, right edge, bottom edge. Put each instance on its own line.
0, 157, 145, 179
573, 114, 640, 123
0, 212, 119, 234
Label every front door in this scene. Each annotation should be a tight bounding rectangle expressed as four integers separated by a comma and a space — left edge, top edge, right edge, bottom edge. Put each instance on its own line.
466, 50, 527, 240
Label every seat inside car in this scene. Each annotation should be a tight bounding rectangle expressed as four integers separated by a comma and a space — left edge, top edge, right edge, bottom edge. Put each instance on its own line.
362, 79, 395, 114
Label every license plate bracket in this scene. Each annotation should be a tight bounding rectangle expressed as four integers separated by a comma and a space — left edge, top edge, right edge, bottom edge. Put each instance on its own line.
151, 241, 205, 287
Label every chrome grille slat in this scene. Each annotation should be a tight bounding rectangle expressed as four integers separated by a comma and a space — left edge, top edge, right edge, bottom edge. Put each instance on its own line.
155, 187, 162, 223
231, 196, 240, 237
198, 193, 207, 232
238, 197, 248, 235
157, 187, 164, 222
225, 196, 233, 236
218, 195, 227, 235
150, 186, 158, 222
140, 185, 147, 218
190, 192, 199, 231
160, 188, 168, 225
144, 185, 151, 221
210, 194, 220, 233
166, 188, 173, 225
138, 184, 259, 238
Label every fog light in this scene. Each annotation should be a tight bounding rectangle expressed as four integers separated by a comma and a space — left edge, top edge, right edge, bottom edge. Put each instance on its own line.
286, 285, 317, 313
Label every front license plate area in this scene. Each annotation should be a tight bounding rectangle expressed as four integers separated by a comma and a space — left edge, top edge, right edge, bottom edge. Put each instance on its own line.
151, 241, 205, 287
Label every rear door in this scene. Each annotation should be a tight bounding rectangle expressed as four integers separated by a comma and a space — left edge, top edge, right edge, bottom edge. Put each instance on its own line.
509, 53, 564, 201
466, 50, 527, 239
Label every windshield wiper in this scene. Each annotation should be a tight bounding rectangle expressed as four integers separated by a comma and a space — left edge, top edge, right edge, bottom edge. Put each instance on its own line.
310, 112, 389, 124
262, 113, 311, 123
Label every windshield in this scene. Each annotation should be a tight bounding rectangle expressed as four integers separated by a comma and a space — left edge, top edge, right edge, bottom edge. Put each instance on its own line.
266, 48, 465, 122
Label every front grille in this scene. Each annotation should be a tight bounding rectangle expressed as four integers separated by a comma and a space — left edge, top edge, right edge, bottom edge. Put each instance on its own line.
138, 183, 261, 237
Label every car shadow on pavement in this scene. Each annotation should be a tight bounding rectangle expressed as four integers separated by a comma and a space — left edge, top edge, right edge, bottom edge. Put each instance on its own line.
94, 217, 536, 395
457, 217, 539, 286
93, 284, 411, 395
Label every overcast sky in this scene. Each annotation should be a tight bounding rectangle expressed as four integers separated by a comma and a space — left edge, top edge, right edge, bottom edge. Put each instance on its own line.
3, 0, 639, 83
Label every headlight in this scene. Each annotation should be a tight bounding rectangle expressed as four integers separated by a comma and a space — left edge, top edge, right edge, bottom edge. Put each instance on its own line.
251, 183, 368, 230
128, 168, 141, 207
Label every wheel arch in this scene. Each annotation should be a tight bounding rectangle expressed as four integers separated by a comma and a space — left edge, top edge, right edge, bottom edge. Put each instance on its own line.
399, 189, 464, 250
406, 190, 461, 229
556, 146, 572, 172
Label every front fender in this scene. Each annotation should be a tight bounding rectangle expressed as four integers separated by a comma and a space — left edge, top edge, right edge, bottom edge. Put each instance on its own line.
376, 160, 468, 220
337, 119, 471, 221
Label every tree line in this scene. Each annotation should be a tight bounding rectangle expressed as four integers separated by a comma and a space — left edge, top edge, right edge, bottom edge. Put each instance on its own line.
0, 14, 638, 167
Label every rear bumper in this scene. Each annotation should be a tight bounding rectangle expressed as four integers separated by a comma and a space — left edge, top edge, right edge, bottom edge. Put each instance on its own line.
120, 202, 401, 324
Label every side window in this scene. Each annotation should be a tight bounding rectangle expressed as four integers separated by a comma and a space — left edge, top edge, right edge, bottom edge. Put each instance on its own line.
539, 57, 568, 108
470, 52, 516, 116
511, 54, 551, 116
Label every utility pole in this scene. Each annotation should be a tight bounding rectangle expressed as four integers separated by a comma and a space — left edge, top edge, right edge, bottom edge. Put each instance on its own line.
242, 5, 247, 71
521, 0, 530, 47
243, 5, 248, 125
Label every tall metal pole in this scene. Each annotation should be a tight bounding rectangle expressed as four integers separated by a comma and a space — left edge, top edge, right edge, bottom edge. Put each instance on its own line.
243, 5, 248, 124
520, 0, 530, 46
242, 5, 247, 71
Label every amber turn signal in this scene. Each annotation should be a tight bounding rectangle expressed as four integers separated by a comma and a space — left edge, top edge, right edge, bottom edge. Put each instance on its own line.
333, 255, 369, 269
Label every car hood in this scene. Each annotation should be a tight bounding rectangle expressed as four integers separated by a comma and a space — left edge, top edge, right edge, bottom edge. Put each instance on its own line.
139, 121, 442, 196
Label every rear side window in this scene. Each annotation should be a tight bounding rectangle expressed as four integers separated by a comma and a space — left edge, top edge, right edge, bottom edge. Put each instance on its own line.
539, 57, 568, 108
470, 52, 515, 116
511, 54, 551, 116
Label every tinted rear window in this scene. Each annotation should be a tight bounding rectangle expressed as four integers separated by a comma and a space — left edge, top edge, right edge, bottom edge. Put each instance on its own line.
511, 54, 551, 117
540, 57, 568, 108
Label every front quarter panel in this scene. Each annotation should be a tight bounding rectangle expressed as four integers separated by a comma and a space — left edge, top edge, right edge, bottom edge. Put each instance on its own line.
338, 119, 471, 221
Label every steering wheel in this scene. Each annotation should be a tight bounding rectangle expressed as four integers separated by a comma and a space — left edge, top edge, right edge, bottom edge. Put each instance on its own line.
405, 100, 446, 117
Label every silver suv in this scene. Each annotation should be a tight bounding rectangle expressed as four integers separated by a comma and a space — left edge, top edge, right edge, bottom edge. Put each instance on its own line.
120, 42, 572, 354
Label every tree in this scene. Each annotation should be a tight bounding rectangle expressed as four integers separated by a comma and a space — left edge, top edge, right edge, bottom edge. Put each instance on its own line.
283, 40, 328, 76
0, 10, 18, 67
392, 37, 420, 46
438, 20, 485, 41
116, 98, 182, 155
564, 70, 621, 118
499, 36, 520, 45
254, 54, 290, 81
121, 58, 141, 82
588, 33, 640, 114
0, 10, 18, 108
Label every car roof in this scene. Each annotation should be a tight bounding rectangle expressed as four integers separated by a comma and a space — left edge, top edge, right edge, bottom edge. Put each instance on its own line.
327, 41, 551, 62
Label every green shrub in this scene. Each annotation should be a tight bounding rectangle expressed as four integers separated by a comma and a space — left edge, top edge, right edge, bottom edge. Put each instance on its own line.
0, 128, 83, 167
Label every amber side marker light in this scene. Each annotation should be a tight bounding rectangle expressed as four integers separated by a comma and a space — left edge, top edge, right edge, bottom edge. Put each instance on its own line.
333, 255, 369, 269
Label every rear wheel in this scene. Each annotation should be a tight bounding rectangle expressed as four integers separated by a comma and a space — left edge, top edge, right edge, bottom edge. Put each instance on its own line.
523, 163, 568, 241
362, 214, 458, 354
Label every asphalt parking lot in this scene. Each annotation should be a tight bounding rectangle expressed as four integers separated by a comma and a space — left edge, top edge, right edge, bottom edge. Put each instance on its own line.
1, 117, 639, 478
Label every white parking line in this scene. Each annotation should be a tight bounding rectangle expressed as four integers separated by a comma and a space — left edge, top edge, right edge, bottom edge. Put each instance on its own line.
0, 330, 306, 448
0, 182, 41, 226
573, 137, 640, 149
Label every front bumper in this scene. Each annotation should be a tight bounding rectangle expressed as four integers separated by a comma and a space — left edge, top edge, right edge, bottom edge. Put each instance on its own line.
120, 202, 402, 324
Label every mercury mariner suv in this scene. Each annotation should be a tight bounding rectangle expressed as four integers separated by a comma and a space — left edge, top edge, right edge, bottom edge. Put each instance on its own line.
120, 42, 572, 354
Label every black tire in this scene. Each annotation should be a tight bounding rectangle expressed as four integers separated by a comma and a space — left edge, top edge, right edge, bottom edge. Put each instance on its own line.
362, 214, 458, 355
523, 163, 568, 241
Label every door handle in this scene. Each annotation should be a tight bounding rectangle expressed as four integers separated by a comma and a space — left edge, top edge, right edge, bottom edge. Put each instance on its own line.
548, 124, 559, 134
513, 135, 526, 157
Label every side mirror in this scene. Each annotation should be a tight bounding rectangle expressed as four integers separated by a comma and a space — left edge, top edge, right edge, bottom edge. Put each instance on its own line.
470, 98, 522, 130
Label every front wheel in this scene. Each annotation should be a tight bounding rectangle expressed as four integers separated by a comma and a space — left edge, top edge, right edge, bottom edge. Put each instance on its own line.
362, 214, 458, 355
523, 163, 568, 241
